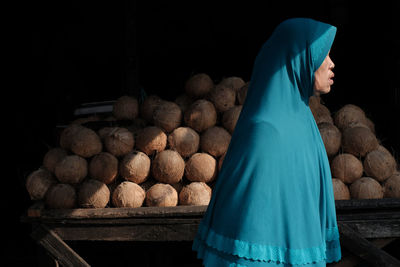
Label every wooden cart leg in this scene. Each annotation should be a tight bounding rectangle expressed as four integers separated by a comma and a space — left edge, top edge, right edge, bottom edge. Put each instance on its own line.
31, 224, 90, 267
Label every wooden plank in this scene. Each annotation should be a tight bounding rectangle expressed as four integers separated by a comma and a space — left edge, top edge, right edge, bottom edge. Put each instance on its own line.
344, 220, 400, 238
335, 198, 400, 211
31, 224, 90, 267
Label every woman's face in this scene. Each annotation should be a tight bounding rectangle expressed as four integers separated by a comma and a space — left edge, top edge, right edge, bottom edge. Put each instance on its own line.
313, 53, 335, 96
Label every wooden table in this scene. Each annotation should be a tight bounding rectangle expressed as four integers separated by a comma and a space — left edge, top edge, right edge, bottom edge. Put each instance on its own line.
21, 199, 400, 267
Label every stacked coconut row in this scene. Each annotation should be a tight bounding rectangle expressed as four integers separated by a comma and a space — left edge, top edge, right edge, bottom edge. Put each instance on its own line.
309, 96, 400, 200
25, 73, 249, 209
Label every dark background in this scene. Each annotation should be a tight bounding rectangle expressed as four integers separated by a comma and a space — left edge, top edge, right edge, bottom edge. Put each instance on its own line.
10, 0, 399, 266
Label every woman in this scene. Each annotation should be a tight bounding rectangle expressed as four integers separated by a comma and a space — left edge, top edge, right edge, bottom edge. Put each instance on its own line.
192, 18, 342, 266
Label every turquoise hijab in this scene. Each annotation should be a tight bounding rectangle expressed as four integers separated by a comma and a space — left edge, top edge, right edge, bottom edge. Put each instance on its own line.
193, 18, 341, 266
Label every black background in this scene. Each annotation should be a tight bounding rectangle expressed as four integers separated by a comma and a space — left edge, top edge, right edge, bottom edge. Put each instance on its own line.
10, 1, 399, 266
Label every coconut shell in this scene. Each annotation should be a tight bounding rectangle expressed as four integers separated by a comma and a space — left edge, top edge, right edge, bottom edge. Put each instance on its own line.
89, 152, 118, 184
97, 127, 115, 141
208, 84, 236, 113
330, 153, 364, 184
120, 151, 151, 184
383, 172, 400, 198
219, 76, 245, 93
167, 127, 200, 158
200, 126, 231, 158
185, 153, 217, 183
331, 178, 351, 200
112, 181, 146, 208
45, 183, 77, 209
104, 127, 134, 157
59, 124, 83, 150
135, 126, 167, 156
222, 105, 242, 134
25, 168, 56, 200
341, 126, 379, 157
70, 126, 103, 158
78, 179, 110, 208
151, 150, 185, 184
363, 149, 396, 182
179, 182, 212, 206
365, 117, 376, 134
184, 99, 217, 133
54, 155, 88, 184
310, 103, 333, 124
333, 104, 368, 131
113, 95, 139, 120
317, 122, 341, 157
146, 183, 178, 207
174, 94, 194, 114
153, 101, 182, 133
237, 82, 249, 105
140, 94, 163, 124
185, 73, 214, 99
43, 147, 68, 173
349, 177, 384, 199
308, 95, 321, 110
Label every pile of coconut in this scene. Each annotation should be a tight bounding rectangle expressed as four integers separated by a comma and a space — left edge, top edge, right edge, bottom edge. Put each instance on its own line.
309, 95, 400, 200
25, 73, 249, 209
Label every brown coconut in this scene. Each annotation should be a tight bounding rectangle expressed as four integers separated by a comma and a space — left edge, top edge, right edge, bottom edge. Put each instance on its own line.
139, 176, 158, 192
97, 127, 115, 141
167, 127, 200, 158
43, 147, 68, 173
25, 168, 56, 200
208, 84, 236, 113
237, 82, 249, 105
89, 152, 118, 184
184, 99, 217, 133
383, 172, 400, 198
78, 179, 110, 208
112, 95, 139, 120
218, 152, 226, 171
330, 153, 364, 184
185, 153, 217, 183
185, 73, 214, 99
145, 183, 178, 207
124, 117, 148, 137
219, 76, 245, 93
317, 122, 342, 157
310, 103, 333, 124
54, 155, 88, 184
70, 126, 103, 158
332, 178, 351, 200
120, 151, 151, 184
363, 149, 397, 182
222, 105, 242, 134
45, 183, 77, 209
104, 127, 134, 157
333, 104, 368, 131
341, 126, 379, 157
139, 94, 163, 124
112, 181, 146, 208
200, 126, 231, 157
171, 181, 184, 194
308, 95, 321, 110
179, 182, 212, 206
365, 117, 376, 134
135, 126, 167, 156
59, 124, 83, 150
174, 94, 194, 114
151, 150, 185, 184
153, 101, 182, 133
349, 177, 384, 199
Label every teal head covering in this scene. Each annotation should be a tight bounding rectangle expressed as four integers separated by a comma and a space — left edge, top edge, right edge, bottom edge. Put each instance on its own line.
193, 18, 341, 266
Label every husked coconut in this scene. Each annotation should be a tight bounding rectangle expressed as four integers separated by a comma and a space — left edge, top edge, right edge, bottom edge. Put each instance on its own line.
125, 118, 148, 137
167, 127, 200, 158
43, 147, 68, 173
59, 124, 83, 150
317, 122, 341, 157
153, 101, 182, 133
341, 126, 379, 157
78, 179, 110, 208
25, 168, 56, 200
383, 172, 400, 198
135, 126, 167, 156
120, 151, 151, 184
140, 94, 163, 124
330, 153, 363, 184
151, 150, 185, 184
97, 127, 115, 141
310, 103, 333, 124
219, 76, 245, 93
185, 73, 214, 99
365, 117, 376, 134
349, 177, 384, 199
70, 126, 103, 158
112, 181, 146, 208
363, 149, 396, 182
146, 183, 178, 207
332, 178, 351, 200
174, 94, 194, 114
208, 84, 236, 113
222, 105, 242, 134
200, 126, 231, 157
185, 153, 217, 183
308, 95, 321, 110
184, 99, 217, 133
218, 152, 226, 171
237, 82, 249, 105
55, 155, 88, 184
45, 183, 77, 209
104, 127, 134, 157
179, 182, 212, 205
333, 104, 368, 131
112, 95, 139, 120
89, 152, 118, 184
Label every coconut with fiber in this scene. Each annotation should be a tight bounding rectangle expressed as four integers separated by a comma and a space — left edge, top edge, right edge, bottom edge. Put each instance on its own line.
237, 82, 249, 105
54, 155, 88, 184
308, 95, 321, 110
207, 83, 236, 113
146, 183, 178, 207
45, 183, 77, 209
179, 182, 212, 206
113, 95, 139, 120
341, 126, 379, 157
112, 181, 146, 208
135, 126, 167, 156
317, 122, 341, 157
218, 76, 246, 94
174, 94, 194, 114
43, 147, 68, 173
184, 99, 217, 133
151, 150, 185, 184
185, 73, 214, 99
383, 172, 400, 198
59, 124, 83, 150
104, 127, 134, 157
222, 105, 242, 134
119, 151, 151, 184
363, 148, 397, 182
200, 126, 231, 158
89, 152, 119, 184
185, 153, 217, 183
333, 104, 368, 131
68, 126, 103, 158
153, 101, 182, 133
140, 94, 163, 124
97, 127, 114, 141
310, 103, 333, 125
25, 168, 56, 200
330, 153, 364, 184
167, 127, 200, 158
349, 177, 384, 199
78, 179, 110, 208
331, 178, 351, 200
